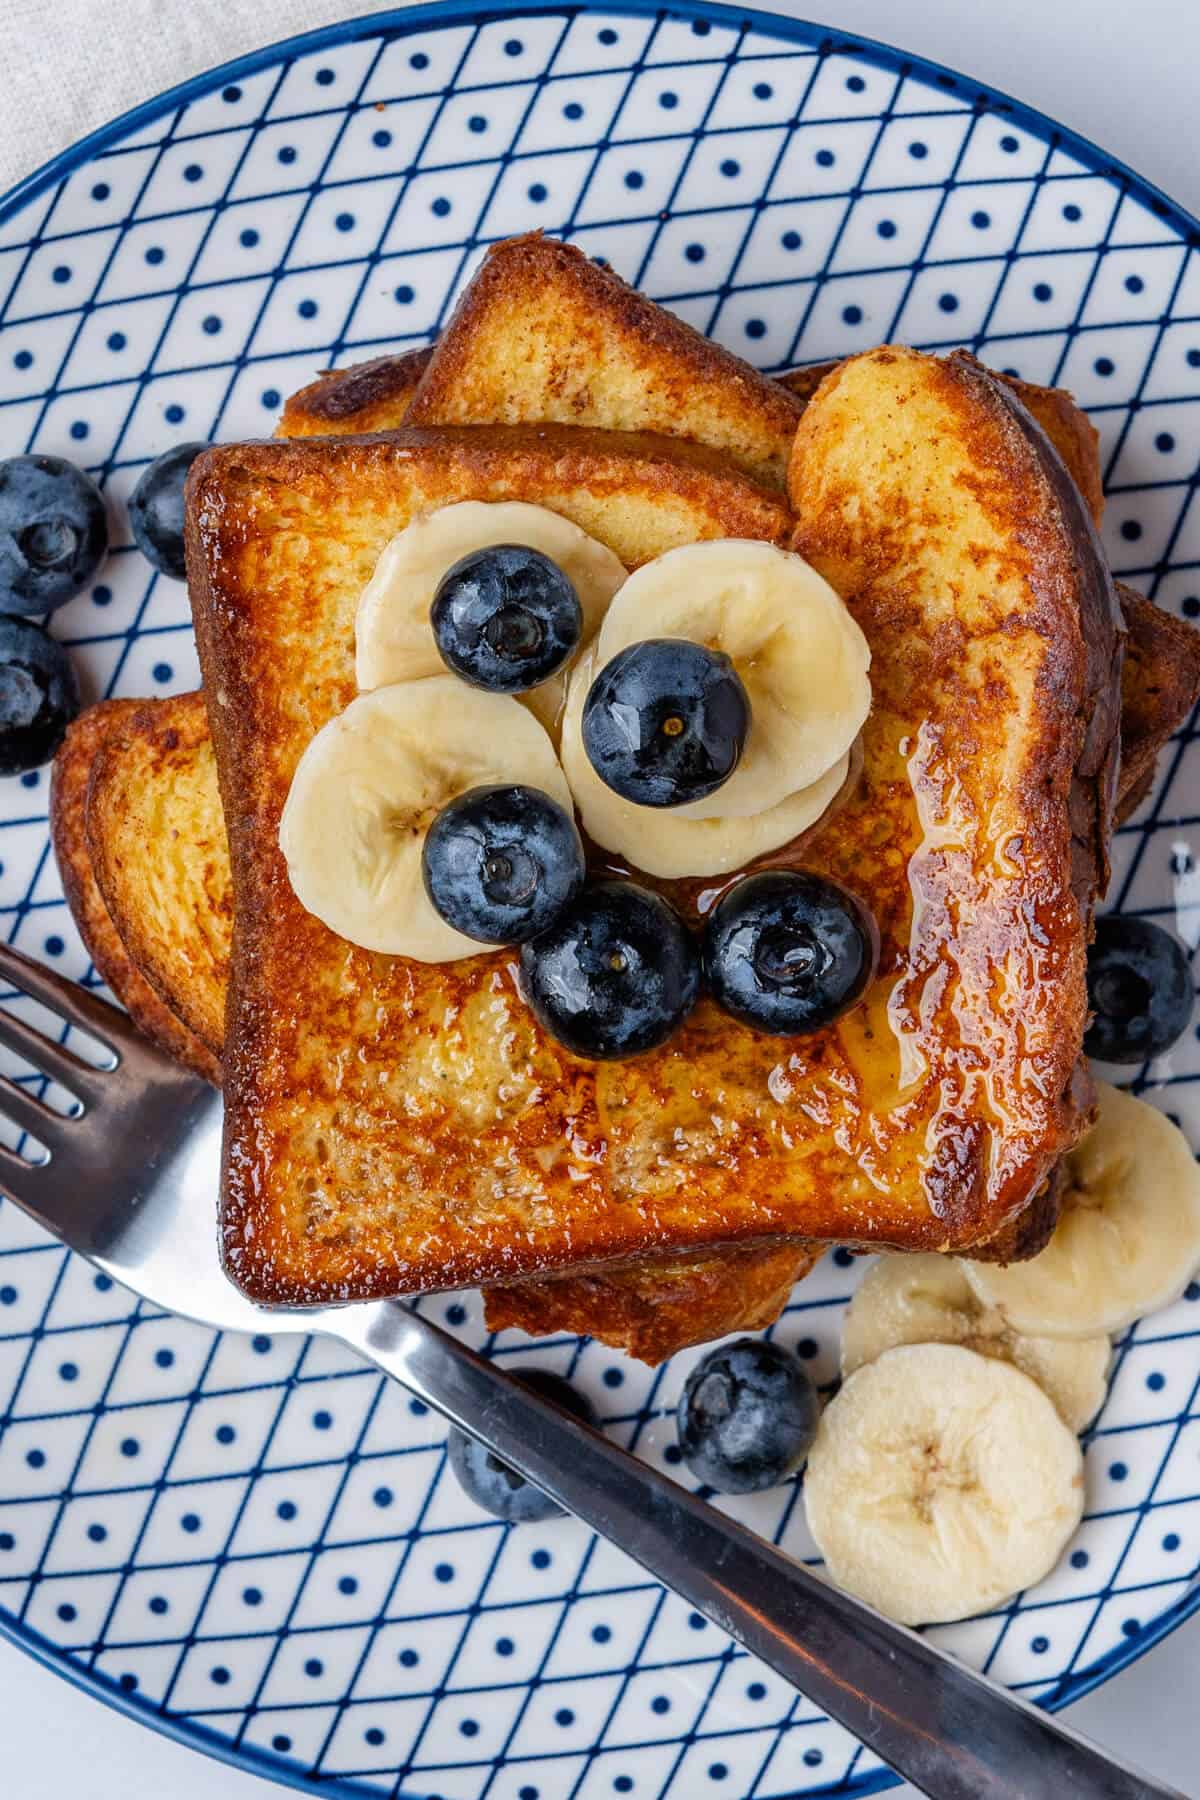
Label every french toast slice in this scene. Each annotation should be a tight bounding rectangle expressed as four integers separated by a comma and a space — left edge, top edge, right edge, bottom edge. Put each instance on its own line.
403, 235, 802, 488
279, 346, 432, 438
188, 424, 808, 1304
182, 372, 1119, 1302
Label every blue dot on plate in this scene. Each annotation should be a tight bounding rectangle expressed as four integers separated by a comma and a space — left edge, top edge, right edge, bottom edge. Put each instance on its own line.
277, 146, 297, 165
107, 331, 126, 352
555, 1707, 575, 1727
651, 1695, 670, 1715
277, 1500, 297, 1520
315, 67, 335, 86
399, 1648, 419, 1667
13, 349, 32, 369
1063, 202, 1082, 221
410, 50, 429, 69
313, 1409, 332, 1430
938, 293, 959, 314
815, 148, 834, 168
1155, 431, 1176, 452
152, 663, 173, 684
1000, 133, 1020, 152
603, 1366, 625, 1385
505, 38, 523, 56
624, 170, 644, 190
599, 26, 618, 43
564, 102, 583, 120
305, 1657, 324, 1677
338, 1575, 357, 1595
747, 1681, 766, 1700
69, 421, 88, 441
531, 1548, 551, 1570
201, 315, 221, 335
432, 196, 451, 217
0, 1534, 13, 1552
495, 1635, 514, 1656
26, 1450, 45, 1468
803, 1750, 824, 1768
1147, 1371, 1166, 1391
145, 246, 164, 266
95, 1274, 112, 1290
753, 82, 772, 100
1120, 520, 1142, 541
846, 74, 865, 92
1031, 1634, 1049, 1654
365, 1727, 385, 1746
468, 114, 487, 134
373, 1485, 393, 1508
434, 1562, 454, 1583
709, 1765, 727, 1781
261, 387, 280, 409
614, 1782, 633, 1796
252, 1334, 271, 1353
782, 229, 802, 250
409, 1398, 428, 1416
1164, 1532, 1181, 1552
659, 91, 678, 110
180, 1513, 200, 1534
592, 1622, 611, 1643
149, 1595, 168, 1615
183, 163, 203, 183
120, 1438, 139, 1458
91, 182, 110, 201
57, 1603, 76, 1621
842, 305, 863, 326
460, 1718, 480, 1737
87, 1523, 106, 1542
298, 299, 318, 319
52, 264, 71, 284
1125, 274, 1144, 294
58, 1362, 78, 1382
373, 129, 392, 148
528, 184, 548, 204
1110, 1461, 1128, 1481
272, 1734, 291, 1752
1187, 1282, 1200, 1300
0, 1287, 16, 1305
243, 1586, 262, 1605
1033, 282, 1053, 302
720, 159, 740, 178
1095, 356, 1115, 376
155, 1348, 174, 1368
165, 403, 185, 424
1188, 349, 1200, 368
223, 85, 241, 103
908, 140, 928, 159
745, 319, 766, 339
1122, 1619, 1140, 1638
395, 284, 415, 304
334, 212, 355, 233
876, 219, 897, 240
119, 1674, 137, 1693
44, 935, 63, 956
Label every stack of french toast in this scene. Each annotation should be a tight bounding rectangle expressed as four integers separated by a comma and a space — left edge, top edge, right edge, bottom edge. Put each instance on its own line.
51, 233, 1200, 1363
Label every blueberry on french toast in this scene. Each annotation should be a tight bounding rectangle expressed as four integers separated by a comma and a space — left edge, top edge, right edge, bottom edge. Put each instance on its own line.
422, 783, 585, 946
702, 870, 876, 1037
431, 543, 583, 692
581, 638, 751, 808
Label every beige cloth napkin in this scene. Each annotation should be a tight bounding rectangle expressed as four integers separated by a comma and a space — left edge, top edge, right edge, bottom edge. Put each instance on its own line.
0, 0, 409, 194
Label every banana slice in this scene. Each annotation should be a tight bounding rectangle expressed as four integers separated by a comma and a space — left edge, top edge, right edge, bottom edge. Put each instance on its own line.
354, 501, 627, 734
842, 1255, 1109, 1431
592, 539, 871, 819
562, 646, 852, 879
805, 1344, 1085, 1625
279, 677, 573, 961
963, 1082, 1200, 1339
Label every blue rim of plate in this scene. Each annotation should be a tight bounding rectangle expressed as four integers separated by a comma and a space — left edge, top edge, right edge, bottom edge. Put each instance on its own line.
0, 2, 1196, 1794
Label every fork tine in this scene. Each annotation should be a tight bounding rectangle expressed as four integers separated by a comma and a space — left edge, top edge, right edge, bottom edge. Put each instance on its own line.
0, 941, 128, 1050
0, 1070, 68, 1146
0, 1006, 107, 1106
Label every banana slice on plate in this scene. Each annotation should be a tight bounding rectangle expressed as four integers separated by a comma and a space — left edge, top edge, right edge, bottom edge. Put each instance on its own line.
355, 501, 627, 734
842, 1254, 1109, 1431
279, 677, 572, 961
562, 646, 852, 879
963, 1082, 1200, 1338
804, 1344, 1085, 1626
591, 539, 871, 819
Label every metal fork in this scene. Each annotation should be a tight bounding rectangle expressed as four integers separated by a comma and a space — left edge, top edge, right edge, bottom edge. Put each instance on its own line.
0, 941, 1181, 1800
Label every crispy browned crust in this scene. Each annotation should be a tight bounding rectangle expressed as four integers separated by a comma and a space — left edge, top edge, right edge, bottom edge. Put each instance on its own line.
1116, 583, 1200, 819
87, 692, 228, 1057
277, 346, 433, 437
484, 1243, 822, 1363
787, 346, 1120, 1251
187, 424, 799, 1304
49, 704, 220, 1083
405, 234, 802, 487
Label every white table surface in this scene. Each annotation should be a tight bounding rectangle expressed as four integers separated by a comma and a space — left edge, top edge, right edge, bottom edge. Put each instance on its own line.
2, 0, 1199, 1794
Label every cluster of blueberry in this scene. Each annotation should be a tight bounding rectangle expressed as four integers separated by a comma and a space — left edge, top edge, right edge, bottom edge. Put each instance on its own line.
449, 1337, 820, 1522
422, 543, 877, 1057
0, 443, 204, 774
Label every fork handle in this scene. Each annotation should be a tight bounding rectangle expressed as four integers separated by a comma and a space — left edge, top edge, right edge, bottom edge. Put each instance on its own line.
337, 1302, 1181, 1800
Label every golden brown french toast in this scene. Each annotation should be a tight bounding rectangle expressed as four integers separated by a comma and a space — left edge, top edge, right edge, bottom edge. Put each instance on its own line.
403, 235, 802, 488
279, 346, 432, 438
180, 352, 1118, 1303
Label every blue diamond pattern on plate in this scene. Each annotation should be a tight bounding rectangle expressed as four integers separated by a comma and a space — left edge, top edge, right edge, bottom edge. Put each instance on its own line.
1, 4, 1200, 1796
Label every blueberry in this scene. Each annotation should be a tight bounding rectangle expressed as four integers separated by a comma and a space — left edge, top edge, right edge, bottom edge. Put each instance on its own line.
582, 639, 750, 807
678, 1337, 818, 1493
431, 545, 583, 692
447, 1367, 596, 1521
128, 443, 207, 580
0, 455, 107, 615
1085, 915, 1192, 1063
423, 784, 585, 944
0, 618, 80, 775
703, 870, 875, 1036
520, 879, 700, 1058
